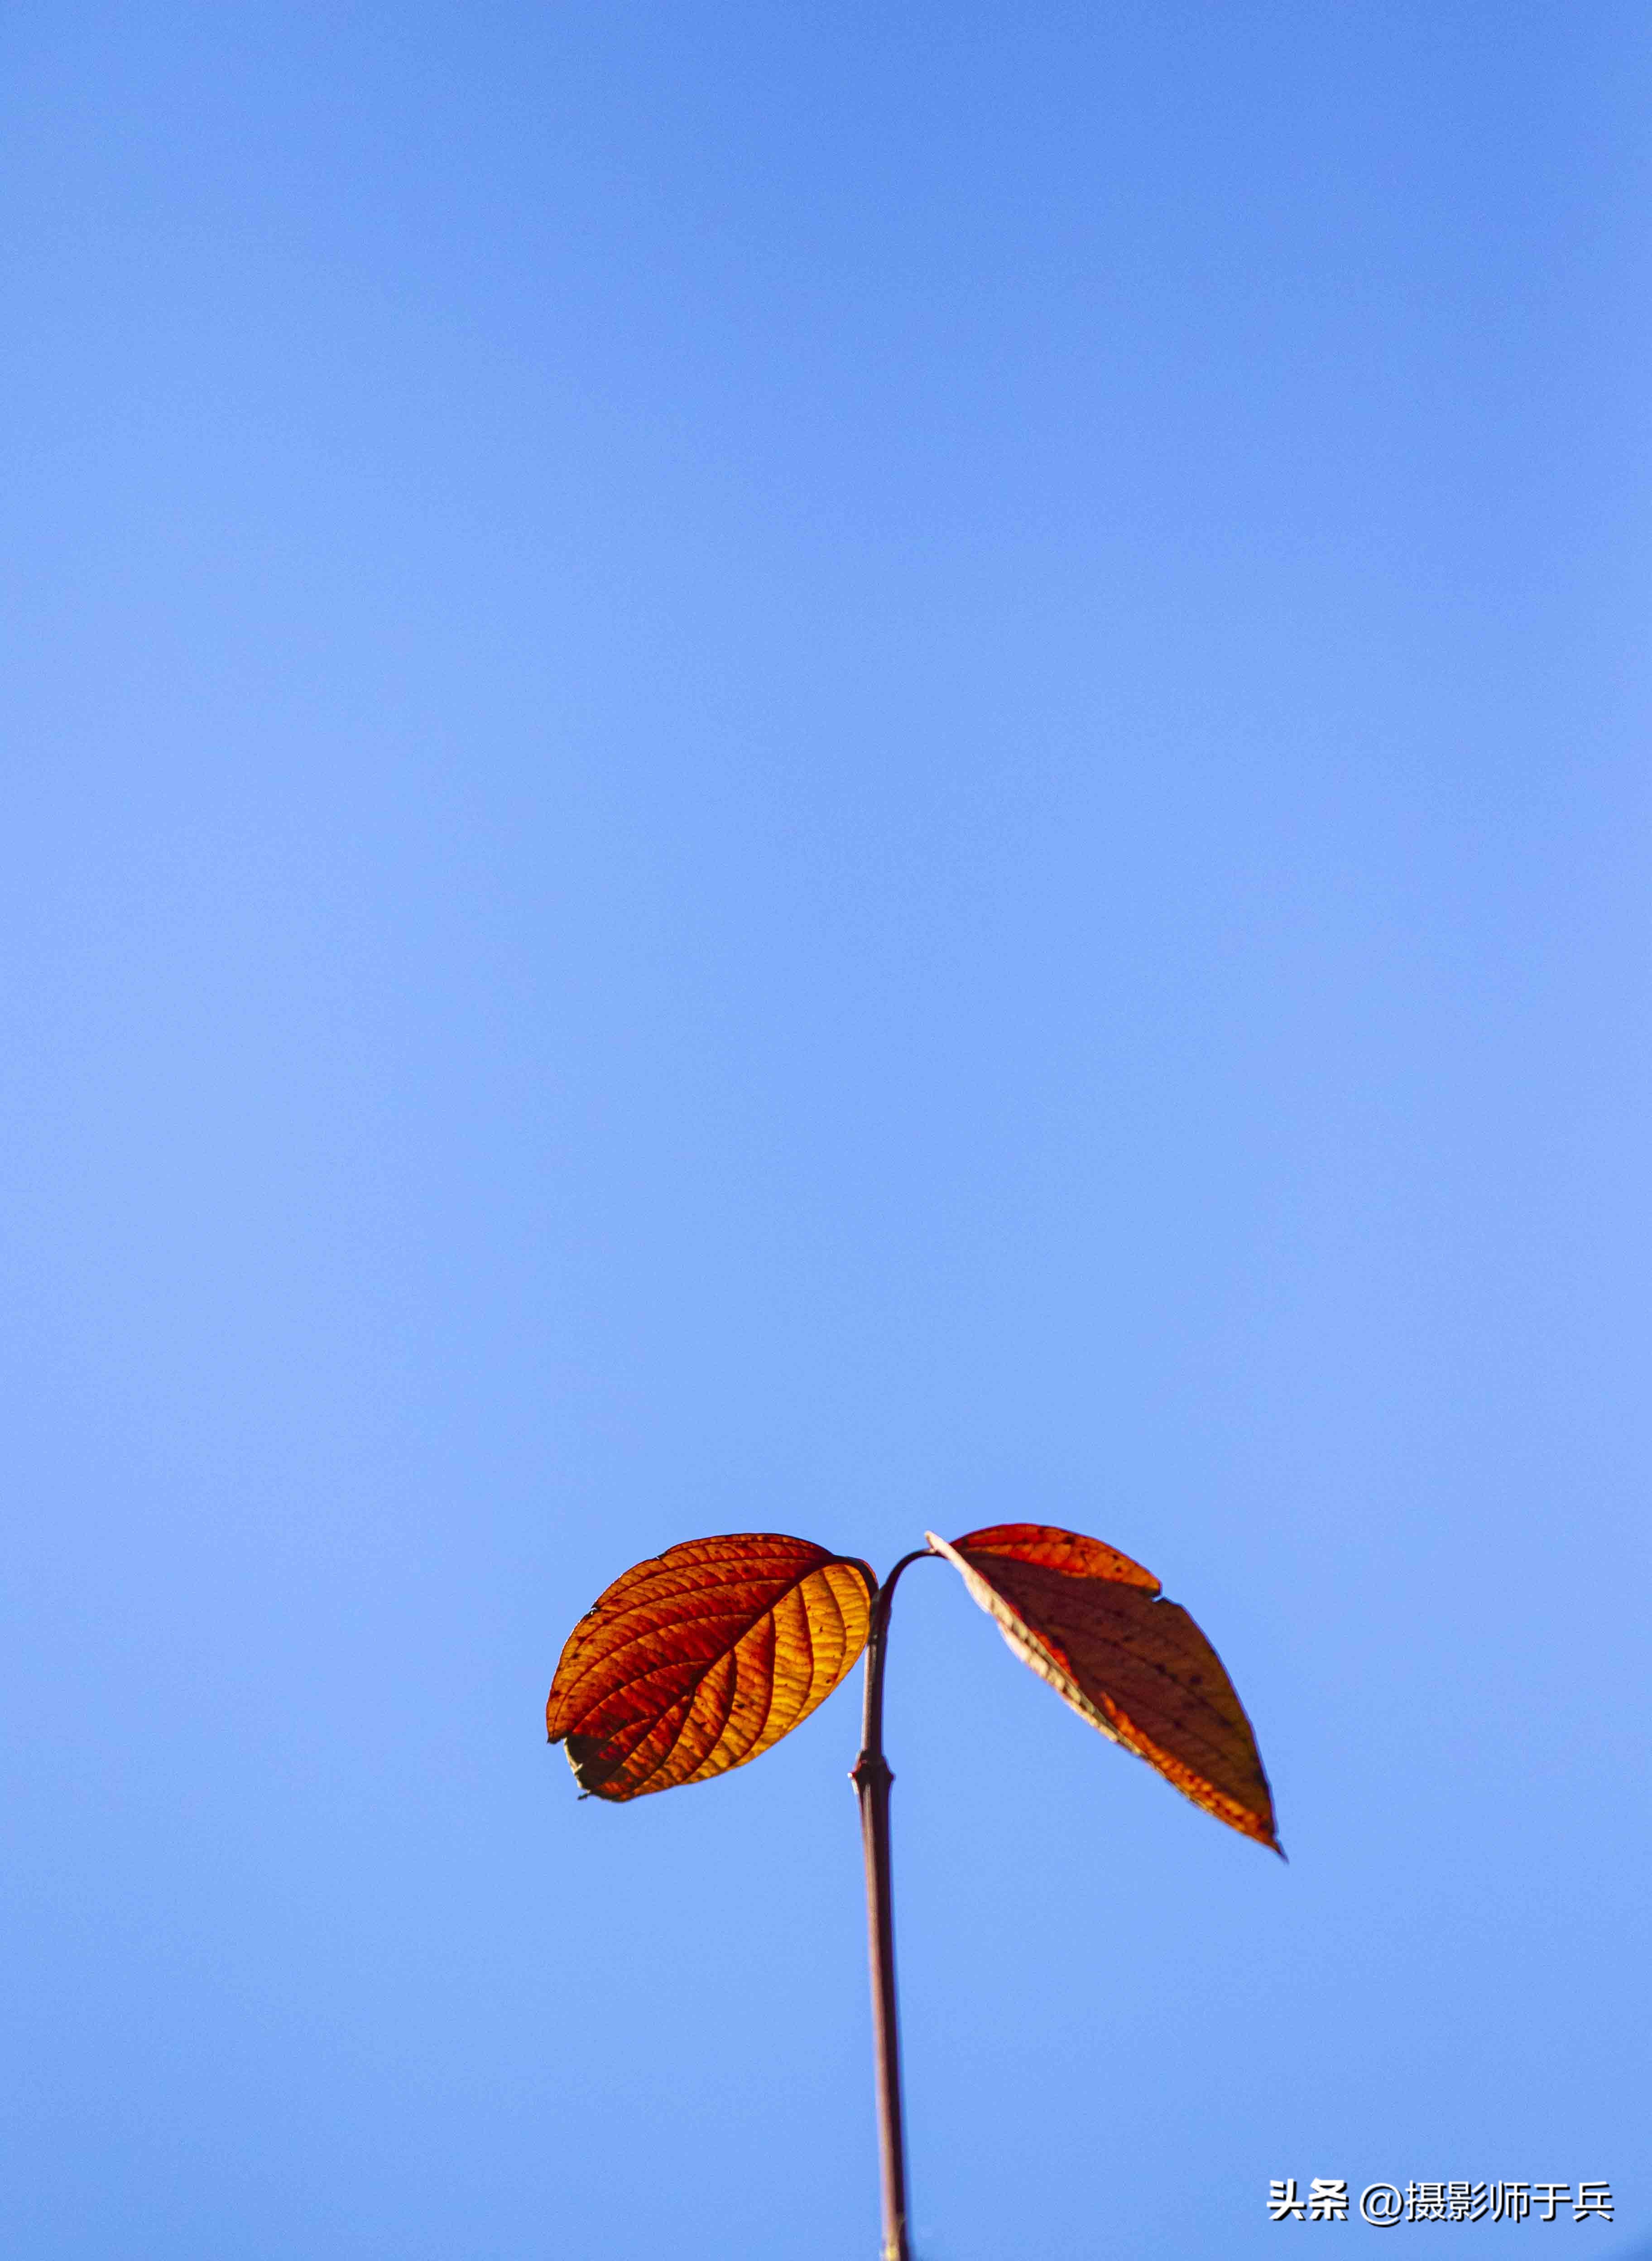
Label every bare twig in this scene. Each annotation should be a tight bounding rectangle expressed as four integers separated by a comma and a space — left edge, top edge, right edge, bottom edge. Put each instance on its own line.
850, 1548, 934, 2261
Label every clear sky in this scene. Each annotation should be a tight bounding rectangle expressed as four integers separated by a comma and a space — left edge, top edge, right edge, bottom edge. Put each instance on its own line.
4, 7, 1650, 2257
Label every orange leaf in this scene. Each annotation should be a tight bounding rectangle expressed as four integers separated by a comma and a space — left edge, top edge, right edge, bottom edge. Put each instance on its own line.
928, 1524, 1280, 1852
547, 1534, 878, 1802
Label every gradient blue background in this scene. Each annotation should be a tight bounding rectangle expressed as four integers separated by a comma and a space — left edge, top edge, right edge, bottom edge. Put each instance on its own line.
4, 7, 1649, 2256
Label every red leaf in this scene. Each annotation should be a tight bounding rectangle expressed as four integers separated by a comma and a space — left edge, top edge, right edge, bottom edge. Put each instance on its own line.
547, 1534, 877, 1801
930, 1524, 1280, 1852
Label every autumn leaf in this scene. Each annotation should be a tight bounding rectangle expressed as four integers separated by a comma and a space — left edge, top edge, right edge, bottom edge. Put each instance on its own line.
547, 1533, 878, 1802
927, 1524, 1280, 1852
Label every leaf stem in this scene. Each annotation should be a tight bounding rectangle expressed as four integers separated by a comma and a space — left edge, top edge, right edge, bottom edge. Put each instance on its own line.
851, 1548, 934, 2261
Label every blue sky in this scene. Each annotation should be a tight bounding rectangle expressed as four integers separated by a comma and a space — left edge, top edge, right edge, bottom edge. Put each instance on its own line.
4, 6, 1650, 2256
